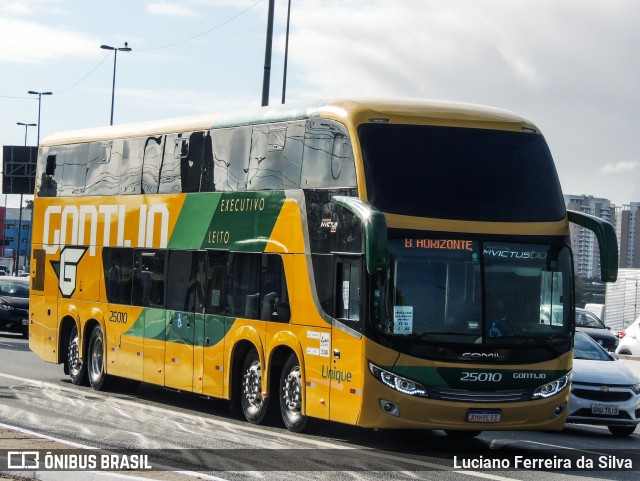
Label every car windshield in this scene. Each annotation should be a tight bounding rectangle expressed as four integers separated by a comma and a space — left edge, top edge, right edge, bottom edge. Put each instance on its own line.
574, 332, 611, 361
0, 280, 29, 298
575, 310, 606, 329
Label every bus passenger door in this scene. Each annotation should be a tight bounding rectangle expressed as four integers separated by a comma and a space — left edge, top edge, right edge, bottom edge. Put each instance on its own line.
329, 256, 365, 424
201, 250, 228, 398
164, 250, 197, 391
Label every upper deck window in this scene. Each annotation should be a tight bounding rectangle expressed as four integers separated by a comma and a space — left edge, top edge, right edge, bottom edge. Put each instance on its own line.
359, 124, 566, 222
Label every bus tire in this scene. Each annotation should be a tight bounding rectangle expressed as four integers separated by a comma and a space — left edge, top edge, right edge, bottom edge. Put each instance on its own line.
68, 324, 87, 385
87, 325, 110, 390
280, 354, 308, 432
240, 350, 269, 424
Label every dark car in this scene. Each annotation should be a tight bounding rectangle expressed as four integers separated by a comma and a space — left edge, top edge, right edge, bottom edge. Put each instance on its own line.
575, 307, 618, 352
0, 276, 30, 338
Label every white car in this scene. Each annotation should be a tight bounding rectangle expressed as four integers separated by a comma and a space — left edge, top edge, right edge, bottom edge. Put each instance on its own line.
616, 316, 640, 356
567, 332, 640, 436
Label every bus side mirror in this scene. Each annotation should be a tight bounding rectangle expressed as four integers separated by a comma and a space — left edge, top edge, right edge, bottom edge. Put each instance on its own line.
332, 196, 389, 275
567, 210, 618, 282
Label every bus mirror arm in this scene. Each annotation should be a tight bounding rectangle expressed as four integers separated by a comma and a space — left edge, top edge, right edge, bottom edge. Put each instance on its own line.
332, 196, 390, 275
567, 210, 618, 283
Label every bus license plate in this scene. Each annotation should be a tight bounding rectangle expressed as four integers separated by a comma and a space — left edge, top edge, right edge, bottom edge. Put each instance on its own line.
592, 404, 619, 415
467, 409, 501, 423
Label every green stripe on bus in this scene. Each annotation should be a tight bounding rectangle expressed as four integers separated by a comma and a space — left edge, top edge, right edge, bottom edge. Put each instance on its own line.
124, 308, 234, 347
168, 191, 286, 252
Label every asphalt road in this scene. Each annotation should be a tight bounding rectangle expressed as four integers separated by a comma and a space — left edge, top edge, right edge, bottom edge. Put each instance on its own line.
0, 331, 639, 481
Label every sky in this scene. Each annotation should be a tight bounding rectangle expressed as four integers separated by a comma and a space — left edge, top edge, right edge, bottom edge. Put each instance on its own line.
1, 0, 638, 208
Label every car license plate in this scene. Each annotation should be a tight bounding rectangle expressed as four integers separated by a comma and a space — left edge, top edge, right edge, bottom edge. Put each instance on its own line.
591, 404, 619, 415
21, 318, 29, 326
467, 409, 501, 423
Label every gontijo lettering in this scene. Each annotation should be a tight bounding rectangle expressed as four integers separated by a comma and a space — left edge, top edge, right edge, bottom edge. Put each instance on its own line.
43, 203, 169, 256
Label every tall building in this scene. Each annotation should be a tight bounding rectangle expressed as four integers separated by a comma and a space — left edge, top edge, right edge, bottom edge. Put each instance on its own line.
564, 195, 613, 279
615, 202, 640, 268
0, 206, 33, 272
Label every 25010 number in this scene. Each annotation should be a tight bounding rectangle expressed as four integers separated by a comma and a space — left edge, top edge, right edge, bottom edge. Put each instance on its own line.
109, 310, 128, 324
461, 372, 503, 382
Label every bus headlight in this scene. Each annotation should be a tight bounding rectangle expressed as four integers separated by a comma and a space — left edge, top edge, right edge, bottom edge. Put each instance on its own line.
531, 371, 572, 399
369, 362, 428, 398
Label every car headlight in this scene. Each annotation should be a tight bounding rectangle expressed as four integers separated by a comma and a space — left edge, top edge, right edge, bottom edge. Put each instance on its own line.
0, 302, 10, 311
368, 362, 428, 397
531, 371, 572, 399
631, 383, 640, 395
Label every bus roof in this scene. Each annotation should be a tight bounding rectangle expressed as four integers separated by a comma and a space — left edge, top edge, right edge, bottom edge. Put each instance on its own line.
40, 98, 538, 146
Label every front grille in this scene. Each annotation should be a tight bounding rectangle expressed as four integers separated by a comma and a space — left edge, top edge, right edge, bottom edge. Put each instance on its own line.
429, 387, 531, 403
572, 389, 632, 402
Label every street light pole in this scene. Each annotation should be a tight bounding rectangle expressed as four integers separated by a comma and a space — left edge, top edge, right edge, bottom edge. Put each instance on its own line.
16, 122, 37, 146
27, 91, 52, 146
282, 0, 292, 104
14, 122, 34, 275
261, 0, 275, 107
100, 42, 132, 125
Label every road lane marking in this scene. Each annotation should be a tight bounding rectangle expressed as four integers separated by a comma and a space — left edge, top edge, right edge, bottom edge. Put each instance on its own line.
0, 371, 523, 479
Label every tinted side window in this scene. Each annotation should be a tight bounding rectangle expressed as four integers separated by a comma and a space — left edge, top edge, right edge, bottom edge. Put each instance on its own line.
212, 127, 251, 191
158, 134, 181, 194
166, 250, 206, 312
336, 258, 362, 324
247, 122, 304, 190
141, 136, 163, 194
103, 247, 133, 304
260, 254, 290, 322
37, 147, 60, 197
59, 143, 89, 196
132, 250, 166, 307
301, 120, 356, 188
179, 131, 205, 193
312, 254, 334, 317
226, 253, 261, 318
86, 140, 122, 196
205, 250, 228, 315
120, 138, 144, 194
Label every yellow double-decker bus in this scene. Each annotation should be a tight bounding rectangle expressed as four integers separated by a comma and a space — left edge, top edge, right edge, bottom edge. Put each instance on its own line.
29, 99, 617, 436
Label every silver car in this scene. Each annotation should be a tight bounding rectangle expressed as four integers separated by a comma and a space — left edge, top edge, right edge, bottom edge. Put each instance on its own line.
567, 331, 640, 436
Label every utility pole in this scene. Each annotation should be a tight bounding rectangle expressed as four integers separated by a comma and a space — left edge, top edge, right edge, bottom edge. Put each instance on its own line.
261, 0, 275, 106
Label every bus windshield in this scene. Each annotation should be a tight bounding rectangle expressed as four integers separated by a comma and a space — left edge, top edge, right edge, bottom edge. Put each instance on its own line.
373, 237, 572, 346
359, 124, 566, 222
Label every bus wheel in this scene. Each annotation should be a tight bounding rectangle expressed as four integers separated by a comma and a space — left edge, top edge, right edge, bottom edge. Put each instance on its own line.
241, 350, 268, 424
280, 354, 308, 432
87, 325, 110, 390
68, 325, 86, 385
